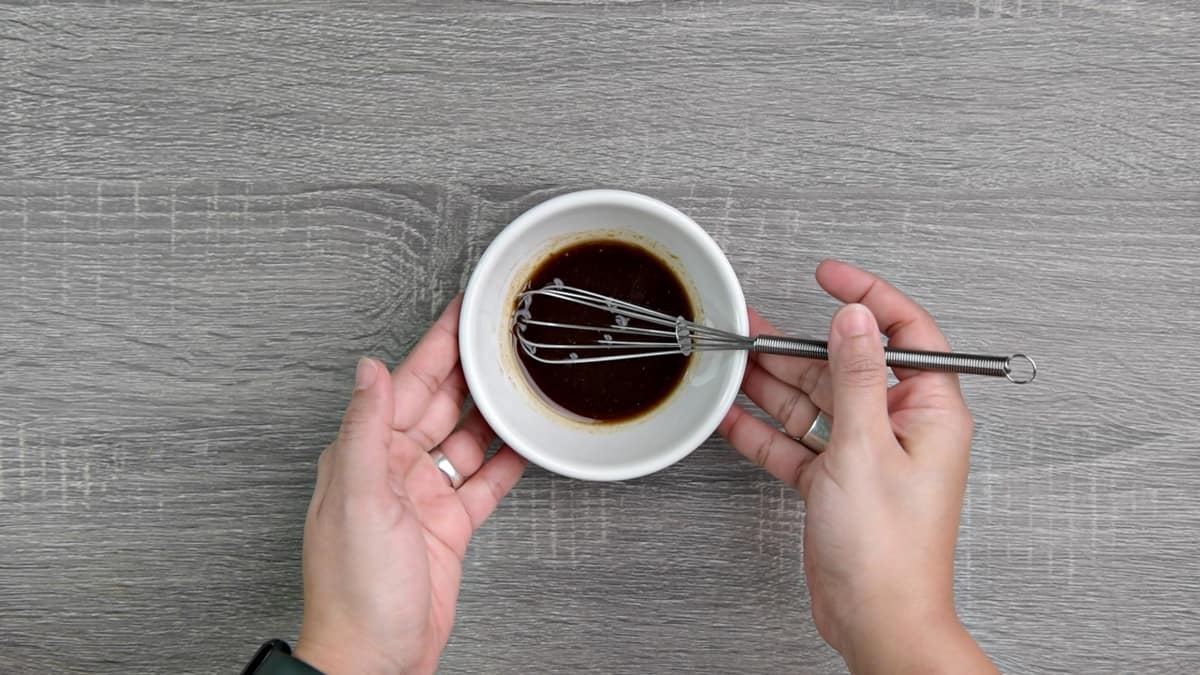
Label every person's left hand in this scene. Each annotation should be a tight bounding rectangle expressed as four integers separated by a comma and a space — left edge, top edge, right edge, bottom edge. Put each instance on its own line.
293, 296, 527, 675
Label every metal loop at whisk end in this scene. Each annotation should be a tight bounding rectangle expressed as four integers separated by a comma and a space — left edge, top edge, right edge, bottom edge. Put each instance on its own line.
1003, 353, 1038, 385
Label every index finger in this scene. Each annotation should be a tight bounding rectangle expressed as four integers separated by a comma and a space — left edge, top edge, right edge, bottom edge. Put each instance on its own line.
392, 294, 464, 431
458, 446, 527, 531
815, 260, 956, 381
745, 307, 826, 397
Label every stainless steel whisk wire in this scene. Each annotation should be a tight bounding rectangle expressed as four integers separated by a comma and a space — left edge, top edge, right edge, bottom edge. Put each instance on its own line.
514, 284, 1037, 384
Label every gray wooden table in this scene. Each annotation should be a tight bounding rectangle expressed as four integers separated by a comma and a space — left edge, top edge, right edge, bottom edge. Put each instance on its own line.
2, 2, 1198, 673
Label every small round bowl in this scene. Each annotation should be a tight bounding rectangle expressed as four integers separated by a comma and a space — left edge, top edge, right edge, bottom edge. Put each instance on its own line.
460, 190, 748, 481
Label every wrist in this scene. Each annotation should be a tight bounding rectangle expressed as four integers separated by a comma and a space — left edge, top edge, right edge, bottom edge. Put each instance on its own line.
841, 600, 970, 675
293, 638, 398, 675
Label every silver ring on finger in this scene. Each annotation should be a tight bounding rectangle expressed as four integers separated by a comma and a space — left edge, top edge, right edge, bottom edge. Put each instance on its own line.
795, 411, 833, 453
429, 449, 466, 489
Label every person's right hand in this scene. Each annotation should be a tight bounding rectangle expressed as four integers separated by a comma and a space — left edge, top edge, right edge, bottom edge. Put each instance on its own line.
718, 260, 997, 674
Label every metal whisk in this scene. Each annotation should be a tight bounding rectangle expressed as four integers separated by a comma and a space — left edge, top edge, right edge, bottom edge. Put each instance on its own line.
513, 284, 1037, 384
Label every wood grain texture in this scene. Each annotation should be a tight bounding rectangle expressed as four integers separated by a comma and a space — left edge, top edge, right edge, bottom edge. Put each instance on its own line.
3, 1, 1199, 189
1, 2, 1199, 674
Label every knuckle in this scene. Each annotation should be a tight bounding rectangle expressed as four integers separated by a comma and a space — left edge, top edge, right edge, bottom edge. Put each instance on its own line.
838, 354, 887, 387
789, 451, 814, 490
750, 427, 774, 468
487, 475, 506, 503
409, 365, 441, 398
810, 368, 834, 410
409, 426, 438, 452
339, 408, 372, 439
798, 364, 823, 396
775, 390, 809, 434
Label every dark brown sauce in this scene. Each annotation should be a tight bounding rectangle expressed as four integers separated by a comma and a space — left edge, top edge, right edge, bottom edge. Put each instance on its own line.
515, 239, 693, 423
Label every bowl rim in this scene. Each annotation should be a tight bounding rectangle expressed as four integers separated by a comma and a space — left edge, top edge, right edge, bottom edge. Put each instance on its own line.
459, 189, 748, 481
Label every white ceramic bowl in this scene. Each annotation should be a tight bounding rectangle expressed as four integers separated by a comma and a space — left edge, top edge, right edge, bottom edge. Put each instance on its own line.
460, 190, 748, 481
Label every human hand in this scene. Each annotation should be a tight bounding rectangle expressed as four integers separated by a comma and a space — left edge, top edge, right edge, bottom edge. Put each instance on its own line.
719, 260, 996, 674
293, 296, 527, 675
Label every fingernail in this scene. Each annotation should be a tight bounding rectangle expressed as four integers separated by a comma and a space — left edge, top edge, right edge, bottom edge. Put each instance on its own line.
835, 304, 875, 338
354, 357, 377, 391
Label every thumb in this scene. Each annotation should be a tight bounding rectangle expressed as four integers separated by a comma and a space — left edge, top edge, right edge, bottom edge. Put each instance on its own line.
335, 357, 394, 490
828, 304, 892, 448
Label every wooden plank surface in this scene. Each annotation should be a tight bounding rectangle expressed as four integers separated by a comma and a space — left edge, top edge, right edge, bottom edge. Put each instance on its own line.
1, 2, 1198, 674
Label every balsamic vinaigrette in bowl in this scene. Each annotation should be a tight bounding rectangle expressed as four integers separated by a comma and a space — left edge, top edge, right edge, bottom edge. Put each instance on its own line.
513, 239, 694, 423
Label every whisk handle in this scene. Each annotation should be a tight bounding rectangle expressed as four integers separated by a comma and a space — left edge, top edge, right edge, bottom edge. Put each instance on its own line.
749, 336, 1036, 384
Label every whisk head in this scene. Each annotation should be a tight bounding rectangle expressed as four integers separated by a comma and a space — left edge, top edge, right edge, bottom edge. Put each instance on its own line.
513, 283, 749, 364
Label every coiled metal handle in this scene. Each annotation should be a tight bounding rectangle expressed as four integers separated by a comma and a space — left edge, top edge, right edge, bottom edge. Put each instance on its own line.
751, 336, 1037, 384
